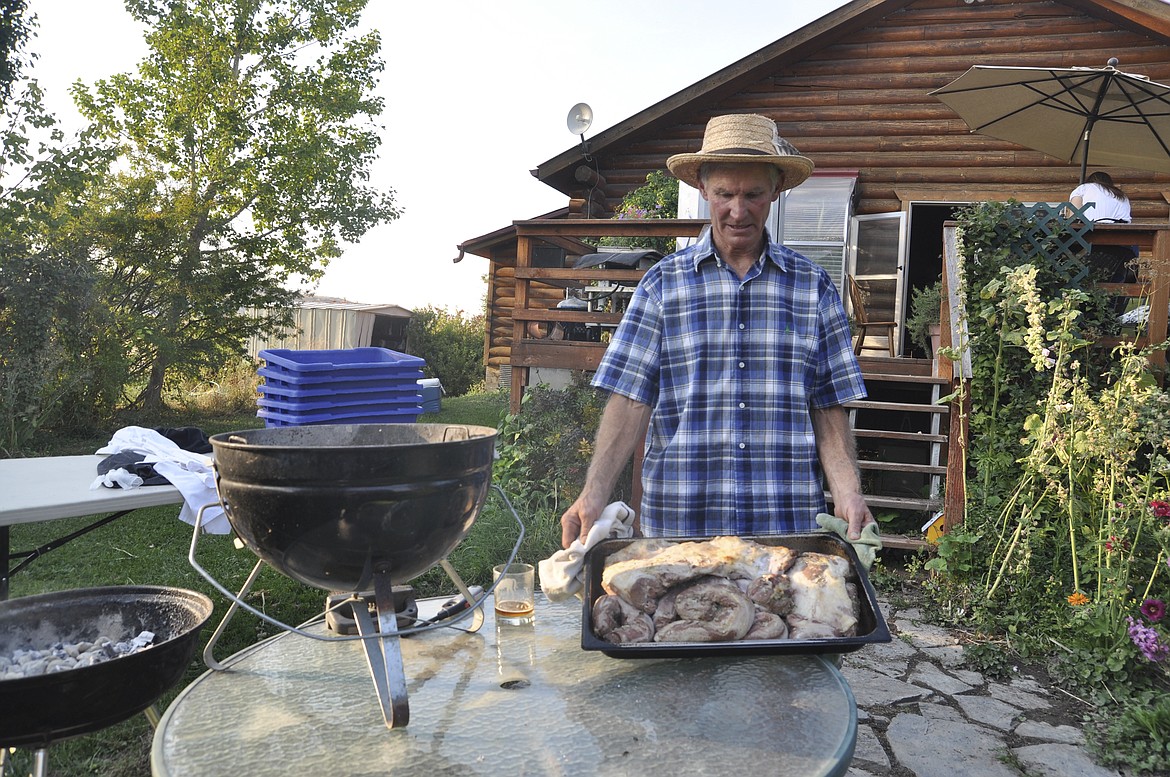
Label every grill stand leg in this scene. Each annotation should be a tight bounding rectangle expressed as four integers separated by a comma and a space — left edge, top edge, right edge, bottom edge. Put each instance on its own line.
0, 746, 48, 777
352, 566, 410, 728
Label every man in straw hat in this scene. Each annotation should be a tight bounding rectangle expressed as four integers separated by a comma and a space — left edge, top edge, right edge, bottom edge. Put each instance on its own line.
560, 114, 873, 546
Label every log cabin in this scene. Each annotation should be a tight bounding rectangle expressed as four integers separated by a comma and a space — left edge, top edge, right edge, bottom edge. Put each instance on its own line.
455, 0, 1170, 533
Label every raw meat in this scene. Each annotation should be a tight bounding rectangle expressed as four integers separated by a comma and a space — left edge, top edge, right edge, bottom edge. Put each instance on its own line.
653, 576, 754, 643
602, 536, 798, 613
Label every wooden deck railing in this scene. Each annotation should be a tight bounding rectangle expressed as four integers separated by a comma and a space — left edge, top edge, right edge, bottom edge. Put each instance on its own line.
508, 218, 708, 413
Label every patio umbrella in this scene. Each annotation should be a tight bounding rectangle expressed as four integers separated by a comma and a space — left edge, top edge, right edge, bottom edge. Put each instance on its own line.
930, 58, 1170, 183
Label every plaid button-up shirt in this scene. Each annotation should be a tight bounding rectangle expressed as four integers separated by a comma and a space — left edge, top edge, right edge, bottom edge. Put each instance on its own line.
592, 229, 866, 537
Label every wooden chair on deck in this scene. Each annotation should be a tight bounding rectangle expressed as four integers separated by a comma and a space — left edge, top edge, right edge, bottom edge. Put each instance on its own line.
846, 275, 897, 357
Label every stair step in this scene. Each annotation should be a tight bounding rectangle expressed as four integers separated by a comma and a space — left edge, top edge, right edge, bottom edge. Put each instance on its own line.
826, 493, 942, 513
865, 495, 943, 511
859, 460, 946, 475
880, 534, 933, 552
847, 399, 949, 414
862, 372, 951, 386
855, 429, 948, 443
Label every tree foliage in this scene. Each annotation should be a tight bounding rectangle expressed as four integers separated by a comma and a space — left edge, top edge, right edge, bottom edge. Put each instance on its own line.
405, 306, 484, 397
601, 169, 679, 253
0, 0, 31, 107
0, 13, 123, 451
73, 0, 400, 407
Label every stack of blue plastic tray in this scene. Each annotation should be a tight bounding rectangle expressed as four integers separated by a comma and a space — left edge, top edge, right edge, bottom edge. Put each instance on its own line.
256, 348, 426, 427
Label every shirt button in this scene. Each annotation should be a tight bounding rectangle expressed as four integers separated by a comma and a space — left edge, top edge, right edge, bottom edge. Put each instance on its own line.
738, 323, 745, 330
739, 402, 746, 409
739, 443, 746, 449
738, 361, 745, 368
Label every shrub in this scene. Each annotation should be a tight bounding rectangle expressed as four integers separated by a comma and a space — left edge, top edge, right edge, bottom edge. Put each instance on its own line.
405, 305, 484, 397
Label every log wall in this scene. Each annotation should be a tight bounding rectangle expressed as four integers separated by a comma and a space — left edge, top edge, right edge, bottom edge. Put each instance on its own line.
596, 0, 1170, 218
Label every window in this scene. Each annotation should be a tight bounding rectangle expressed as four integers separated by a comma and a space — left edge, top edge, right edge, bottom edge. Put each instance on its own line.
773, 175, 856, 289
676, 174, 858, 287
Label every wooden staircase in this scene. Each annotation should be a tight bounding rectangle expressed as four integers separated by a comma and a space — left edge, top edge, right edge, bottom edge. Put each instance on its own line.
831, 356, 950, 551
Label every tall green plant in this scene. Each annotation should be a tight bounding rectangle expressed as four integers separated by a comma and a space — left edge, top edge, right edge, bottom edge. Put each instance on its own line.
936, 202, 1170, 719
956, 201, 1118, 508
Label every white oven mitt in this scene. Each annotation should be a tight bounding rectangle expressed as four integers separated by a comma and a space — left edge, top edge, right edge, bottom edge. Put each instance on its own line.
537, 501, 636, 602
93, 426, 231, 535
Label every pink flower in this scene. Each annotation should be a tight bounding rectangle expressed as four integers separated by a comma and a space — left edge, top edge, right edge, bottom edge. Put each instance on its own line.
1149, 500, 1170, 518
1141, 598, 1166, 623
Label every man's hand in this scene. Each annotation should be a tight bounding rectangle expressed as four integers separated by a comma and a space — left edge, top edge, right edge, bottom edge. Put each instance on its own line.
560, 493, 605, 548
834, 491, 875, 540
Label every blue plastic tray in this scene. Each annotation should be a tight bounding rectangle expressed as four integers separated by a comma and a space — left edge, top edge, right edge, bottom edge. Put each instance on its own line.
255, 394, 422, 414
257, 406, 422, 427
257, 366, 425, 387
257, 382, 422, 401
259, 348, 425, 375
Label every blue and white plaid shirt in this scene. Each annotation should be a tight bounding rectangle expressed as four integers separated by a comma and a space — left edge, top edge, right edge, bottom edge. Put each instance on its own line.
592, 228, 866, 537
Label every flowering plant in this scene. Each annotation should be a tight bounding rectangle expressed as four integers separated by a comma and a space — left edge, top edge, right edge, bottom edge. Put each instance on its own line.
1127, 597, 1169, 663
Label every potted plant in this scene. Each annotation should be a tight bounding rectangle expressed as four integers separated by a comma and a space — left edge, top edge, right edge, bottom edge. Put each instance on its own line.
906, 279, 943, 358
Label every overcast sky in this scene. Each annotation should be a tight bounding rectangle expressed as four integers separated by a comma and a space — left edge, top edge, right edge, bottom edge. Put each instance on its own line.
27, 0, 853, 313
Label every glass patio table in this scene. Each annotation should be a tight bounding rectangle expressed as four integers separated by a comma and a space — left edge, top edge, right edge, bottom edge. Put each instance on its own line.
152, 593, 857, 776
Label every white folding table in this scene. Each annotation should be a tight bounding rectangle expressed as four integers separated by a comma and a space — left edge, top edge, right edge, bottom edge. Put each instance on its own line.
0, 455, 184, 598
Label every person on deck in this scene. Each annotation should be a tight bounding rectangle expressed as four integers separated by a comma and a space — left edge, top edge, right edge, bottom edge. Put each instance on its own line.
1070, 171, 1138, 302
1069, 170, 1131, 224
559, 113, 873, 549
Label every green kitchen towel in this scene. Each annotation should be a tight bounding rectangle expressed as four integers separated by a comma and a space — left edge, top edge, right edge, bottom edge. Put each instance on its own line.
814, 513, 882, 571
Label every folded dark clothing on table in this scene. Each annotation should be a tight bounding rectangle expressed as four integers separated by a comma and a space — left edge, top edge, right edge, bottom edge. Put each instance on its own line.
96, 451, 172, 487
155, 426, 213, 454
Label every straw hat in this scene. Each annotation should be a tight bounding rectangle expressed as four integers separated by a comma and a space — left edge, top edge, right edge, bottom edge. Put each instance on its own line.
666, 114, 813, 191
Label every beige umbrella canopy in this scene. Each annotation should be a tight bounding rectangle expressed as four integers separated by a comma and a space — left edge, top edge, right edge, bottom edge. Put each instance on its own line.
930, 58, 1170, 183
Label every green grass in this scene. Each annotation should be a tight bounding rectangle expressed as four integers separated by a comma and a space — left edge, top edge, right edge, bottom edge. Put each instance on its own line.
3, 391, 546, 777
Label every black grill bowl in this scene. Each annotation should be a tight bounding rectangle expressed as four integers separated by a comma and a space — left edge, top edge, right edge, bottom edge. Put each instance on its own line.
209, 424, 497, 592
0, 586, 213, 748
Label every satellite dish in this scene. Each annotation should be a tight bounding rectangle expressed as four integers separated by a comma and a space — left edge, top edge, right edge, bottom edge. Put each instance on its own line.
567, 103, 593, 137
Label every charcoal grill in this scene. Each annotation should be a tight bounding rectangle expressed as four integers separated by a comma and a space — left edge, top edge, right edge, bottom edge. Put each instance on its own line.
189, 423, 523, 729
0, 585, 212, 776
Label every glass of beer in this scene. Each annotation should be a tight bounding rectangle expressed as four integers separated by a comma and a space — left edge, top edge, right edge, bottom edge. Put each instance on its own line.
492, 562, 535, 625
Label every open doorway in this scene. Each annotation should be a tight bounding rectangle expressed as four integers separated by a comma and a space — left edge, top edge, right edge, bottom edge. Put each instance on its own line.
901, 202, 966, 357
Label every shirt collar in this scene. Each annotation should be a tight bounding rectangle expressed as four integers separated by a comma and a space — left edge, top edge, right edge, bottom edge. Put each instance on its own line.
690, 227, 788, 273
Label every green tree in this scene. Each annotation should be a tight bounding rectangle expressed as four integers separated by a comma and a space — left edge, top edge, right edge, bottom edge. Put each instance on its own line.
73, 0, 400, 408
0, 0, 31, 107
0, 11, 122, 451
405, 306, 484, 397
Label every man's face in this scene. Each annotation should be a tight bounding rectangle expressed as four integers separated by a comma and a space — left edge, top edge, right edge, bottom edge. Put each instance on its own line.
698, 164, 782, 260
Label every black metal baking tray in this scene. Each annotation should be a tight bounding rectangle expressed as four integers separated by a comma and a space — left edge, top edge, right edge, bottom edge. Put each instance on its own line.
580, 532, 891, 658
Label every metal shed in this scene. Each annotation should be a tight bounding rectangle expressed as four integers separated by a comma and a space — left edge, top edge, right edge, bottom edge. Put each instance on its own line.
245, 296, 414, 357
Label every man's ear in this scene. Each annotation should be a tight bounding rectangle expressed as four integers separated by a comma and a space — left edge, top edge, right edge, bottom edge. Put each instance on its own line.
771, 177, 785, 201
697, 179, 709, 202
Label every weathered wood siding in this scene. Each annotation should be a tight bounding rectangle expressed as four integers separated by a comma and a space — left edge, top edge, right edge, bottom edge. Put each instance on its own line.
482, 246, 566, 379
589, 0, 1170, 219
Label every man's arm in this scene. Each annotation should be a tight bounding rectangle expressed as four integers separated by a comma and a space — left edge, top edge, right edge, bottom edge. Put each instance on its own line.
811, 405, 874, 539
559, 393, 651, 547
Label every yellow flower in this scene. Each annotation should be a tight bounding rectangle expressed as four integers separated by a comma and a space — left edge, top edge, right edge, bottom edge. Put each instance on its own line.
1067, 592, 1090, 606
